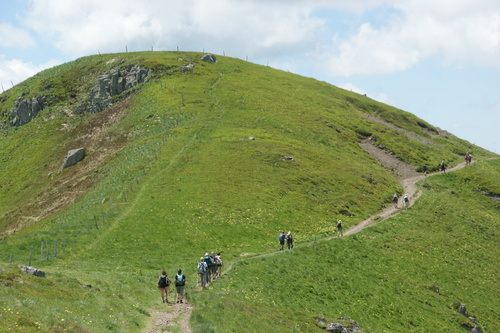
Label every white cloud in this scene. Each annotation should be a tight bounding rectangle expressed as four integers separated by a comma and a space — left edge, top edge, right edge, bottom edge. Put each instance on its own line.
321, 0, 500, 76
0, 23, 35, 48
0, 57, 60, 91
20, 0, 324, 59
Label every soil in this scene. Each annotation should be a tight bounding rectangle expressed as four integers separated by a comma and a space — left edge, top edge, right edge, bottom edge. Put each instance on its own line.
143, 141, 469, 333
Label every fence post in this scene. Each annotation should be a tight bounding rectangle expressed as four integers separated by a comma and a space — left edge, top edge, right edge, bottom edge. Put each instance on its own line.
9, 253, 13, 263
29, 247, 33, 266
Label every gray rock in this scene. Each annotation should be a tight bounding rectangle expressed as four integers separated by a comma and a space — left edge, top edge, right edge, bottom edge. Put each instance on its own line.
80, 65, 152, 114
62, 148, 86, 169
326, 322, 350, 333
20, 265, 45, 277
201, 54, 217, 62
10, 96, 46, 126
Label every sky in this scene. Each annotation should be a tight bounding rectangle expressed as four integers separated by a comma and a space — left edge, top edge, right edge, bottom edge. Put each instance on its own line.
1, 0, 499, 153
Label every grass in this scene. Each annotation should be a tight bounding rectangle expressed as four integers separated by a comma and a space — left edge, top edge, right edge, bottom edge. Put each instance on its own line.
0, 51, 498, 332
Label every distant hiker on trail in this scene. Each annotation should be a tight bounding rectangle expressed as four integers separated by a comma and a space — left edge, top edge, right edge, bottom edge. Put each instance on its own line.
403, 194, 409, 209
215, 252, 223, 277
392, 193, 399, 208
210, 252, 218, 280
439, 161, 446, 173
204, 253, 213, 284
423, 164, 428, 175
337, 220, 343, 237
278, 231, 286, 250
197, 257, 208, 288
286, 231, 294, 249
157, 270, 171, 303
174, 269, 186, 303
467, 153, 472, 165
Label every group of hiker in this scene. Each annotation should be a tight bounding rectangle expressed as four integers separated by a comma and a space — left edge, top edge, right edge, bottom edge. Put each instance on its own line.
197, 252, 223, 288
392, 193, 410, 209
157, 269, 186, 304
157, 252, 223, 304
465, 152, 473, 165
278, 230, 294, 250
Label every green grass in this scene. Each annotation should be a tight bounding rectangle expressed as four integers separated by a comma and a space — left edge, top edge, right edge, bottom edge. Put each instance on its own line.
0, 52, 498, 332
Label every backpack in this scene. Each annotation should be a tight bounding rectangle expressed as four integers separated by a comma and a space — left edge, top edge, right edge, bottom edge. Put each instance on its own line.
286, 234, 293, 241
158, 275, 168, 288
279, 233, 285, 242
337, 221, 342, 228
176, 274, 185, 286
197, 262, 206, 274
404, 195, 409, 202
215, 255, 223, 266
204, 256, 212, 267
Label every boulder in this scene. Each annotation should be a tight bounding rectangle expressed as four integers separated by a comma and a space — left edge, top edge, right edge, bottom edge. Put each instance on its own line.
326, 323, 350, 333
62, 148, 86, 169
20, 265, 45, 277
201, 54, 217, 63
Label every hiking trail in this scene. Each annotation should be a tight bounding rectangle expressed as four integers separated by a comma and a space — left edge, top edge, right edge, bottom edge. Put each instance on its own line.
143, 143, 472, 333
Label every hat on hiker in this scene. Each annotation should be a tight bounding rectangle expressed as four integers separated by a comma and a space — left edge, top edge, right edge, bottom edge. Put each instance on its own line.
200, 257, 204, 260
205, 252, 209, 256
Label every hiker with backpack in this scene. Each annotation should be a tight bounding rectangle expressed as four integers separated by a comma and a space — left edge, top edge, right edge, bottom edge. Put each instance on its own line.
439, 161, 446, 173
278, 231, 286, 250
215, 252, 223, 277
336, 220, 343, 237
392, 193, 399, 208
422, 164, 428, 175
157, 270, 172, 303
210, 252, 218, 280
204, 252, 213, 284
403, 194, 409, 209
174, 269, 186, 303
197, 257, 208, 288
286, 231, 293, 249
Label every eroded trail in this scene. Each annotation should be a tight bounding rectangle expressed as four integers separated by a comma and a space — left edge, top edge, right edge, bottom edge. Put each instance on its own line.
144, 144, 470, 333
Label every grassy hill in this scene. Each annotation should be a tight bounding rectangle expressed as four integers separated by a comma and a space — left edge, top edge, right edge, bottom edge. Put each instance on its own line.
0, 52, 498, 332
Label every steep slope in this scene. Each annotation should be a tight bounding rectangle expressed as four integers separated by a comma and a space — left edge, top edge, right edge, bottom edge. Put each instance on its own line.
0, 52, 497, 332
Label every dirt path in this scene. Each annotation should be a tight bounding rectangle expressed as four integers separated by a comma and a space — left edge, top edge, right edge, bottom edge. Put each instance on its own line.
143, 142, 470, 333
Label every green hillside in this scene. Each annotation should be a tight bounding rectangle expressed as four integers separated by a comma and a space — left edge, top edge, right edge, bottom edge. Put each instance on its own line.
0, 52, 498, 332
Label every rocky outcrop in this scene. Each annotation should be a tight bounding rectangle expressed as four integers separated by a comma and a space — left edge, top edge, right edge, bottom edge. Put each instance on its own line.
201, 54, 217, 63
62, 148, 86, 169
315, 317, 361, 332
20, 265, 46, 277
76, 65, 152, 114
10, 96, 46, 126
456, 303, 483, 333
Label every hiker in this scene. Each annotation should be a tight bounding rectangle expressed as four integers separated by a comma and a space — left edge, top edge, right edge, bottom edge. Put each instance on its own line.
439, 161, 446, 173
422, 164, 428, 175
337, 220, 343, 237
467, 154, 472, 165
157, 270, 171, 303
286, 231, 294, 249
465, 153, 470, 165
403, 194, 409, 209
210, 252, 218, 280
392, 193, 399, 208
174, 269, 186, 303
278, 231, 286, 250
204, 252, 213, 284
215, 252, 223, 277
197, 257, 208, 288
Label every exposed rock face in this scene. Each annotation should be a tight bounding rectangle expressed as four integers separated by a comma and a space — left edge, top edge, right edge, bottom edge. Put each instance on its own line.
457, 303, 483, 333
62, 148, 86, 169
76, 65, 152, 114
10, 96, 46, 126
20, 265, 46, 277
